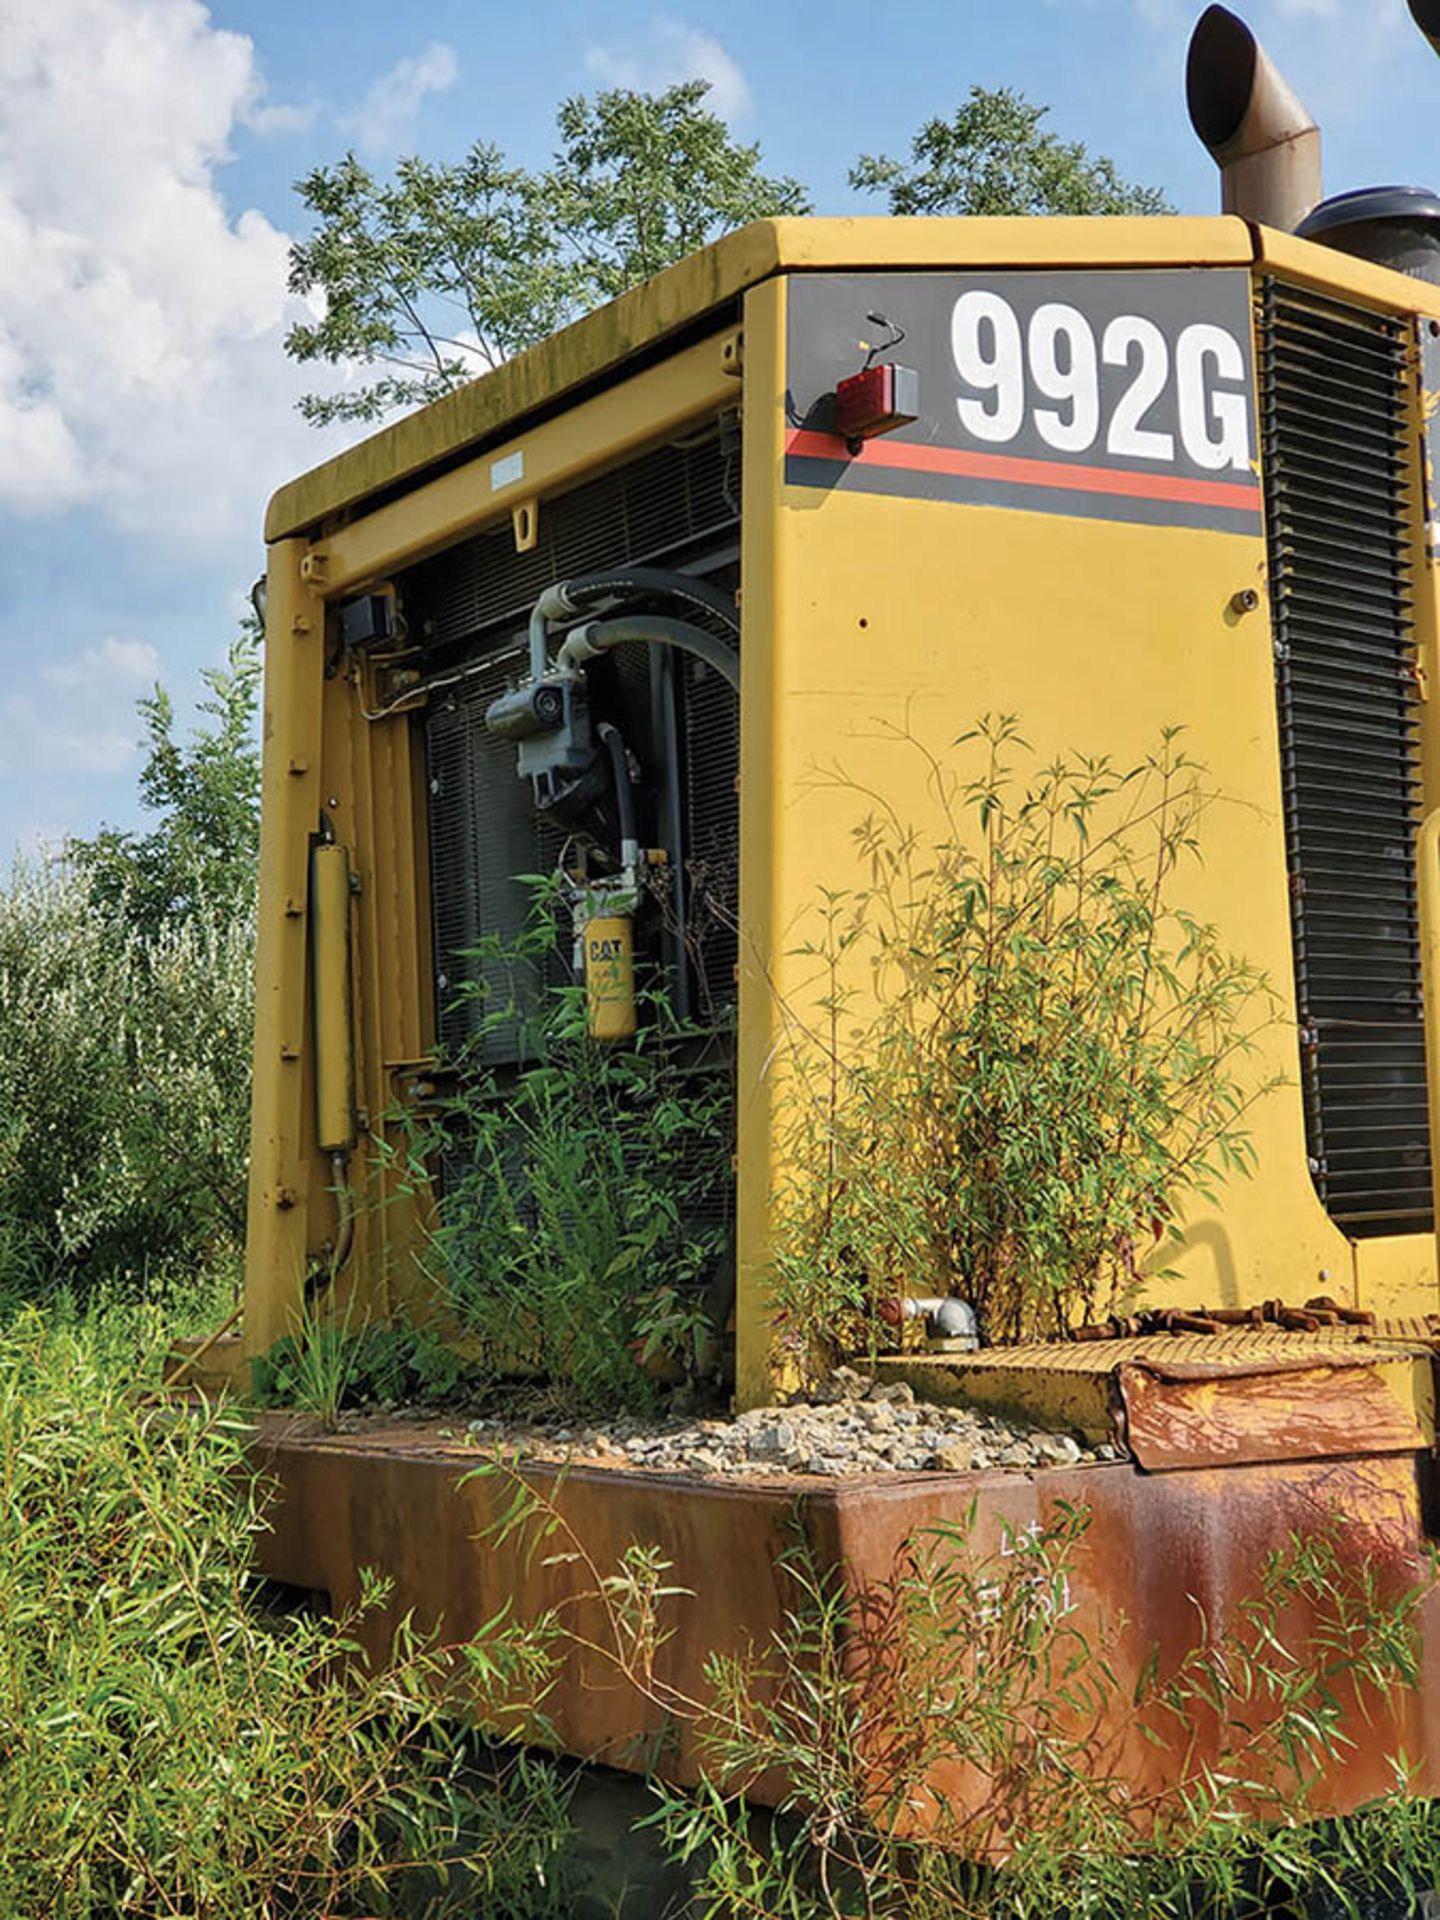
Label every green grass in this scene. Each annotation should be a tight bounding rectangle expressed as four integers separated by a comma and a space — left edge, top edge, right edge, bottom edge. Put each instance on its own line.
0, 1280, 574, 1919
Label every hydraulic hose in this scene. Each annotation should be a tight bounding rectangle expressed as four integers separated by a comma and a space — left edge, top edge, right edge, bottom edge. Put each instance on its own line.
303, 1150, 355, 1304
556, 614, 739, 691
597, 721, 638, 868
549, 566, 738, 631
528, 566, 738, 678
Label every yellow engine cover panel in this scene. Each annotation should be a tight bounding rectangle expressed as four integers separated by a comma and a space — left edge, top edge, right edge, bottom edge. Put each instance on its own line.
762, 490, 1344, 1297
736, 263, 1435, 1397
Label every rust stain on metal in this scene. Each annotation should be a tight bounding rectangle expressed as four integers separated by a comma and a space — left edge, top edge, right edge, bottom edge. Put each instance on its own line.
247, 1415, 1440, 1824
1120, 1353, 1434, 1471
877, 1326, 1439, 1454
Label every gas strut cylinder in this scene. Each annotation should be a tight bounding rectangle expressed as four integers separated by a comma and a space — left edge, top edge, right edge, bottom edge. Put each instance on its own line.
310, 841, 356, 1152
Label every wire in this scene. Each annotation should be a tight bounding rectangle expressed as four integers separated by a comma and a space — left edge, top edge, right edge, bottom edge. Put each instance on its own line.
357, 644, 526, 723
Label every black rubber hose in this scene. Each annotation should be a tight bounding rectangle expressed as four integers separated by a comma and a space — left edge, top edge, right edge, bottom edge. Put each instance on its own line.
556, 566, 739, 634
557, 614, 740, 691
303, 1150, 355, 1303
597, 722, 637, 857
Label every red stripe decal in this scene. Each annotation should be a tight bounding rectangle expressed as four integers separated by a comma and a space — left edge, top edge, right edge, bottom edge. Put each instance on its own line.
785, 428, 1262, 514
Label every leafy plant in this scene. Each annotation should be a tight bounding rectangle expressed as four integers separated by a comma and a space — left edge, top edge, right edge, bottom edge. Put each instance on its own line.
286, 80, 809, 425
0, 622, 261, 1302
250, 1285, 482, 1421
851, 84, 1172, 217
0, 856, 254, 1294
0, 1311, 574, 1918
250, 1282, 368, 1429
770, 719, 1281, 1365
68, 622, 261, 938
394, 904, 735, 1418
0, 1262, 241, 1399
547, 84, 810, 298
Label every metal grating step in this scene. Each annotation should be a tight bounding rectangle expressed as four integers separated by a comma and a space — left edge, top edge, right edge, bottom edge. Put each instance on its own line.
1259, 278, 1430, 1237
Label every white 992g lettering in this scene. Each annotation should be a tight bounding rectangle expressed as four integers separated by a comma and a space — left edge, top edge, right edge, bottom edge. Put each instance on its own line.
950, 289, 1252, 472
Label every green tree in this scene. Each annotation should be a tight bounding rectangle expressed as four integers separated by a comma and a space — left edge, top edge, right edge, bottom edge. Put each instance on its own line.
68, 620, 261, 936
851, 84, 1172, 217
549, 83, 809, 299
286, 80, 809, 425
285, 145, 576, 422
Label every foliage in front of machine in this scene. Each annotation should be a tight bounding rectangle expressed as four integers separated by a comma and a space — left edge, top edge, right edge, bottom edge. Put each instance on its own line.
770, 719, 1281, 1367
462, 1451, 1439, 1920
649, 1510, 1430, 1920
0, 1311, 574, 1919
389, 899, 735, 1418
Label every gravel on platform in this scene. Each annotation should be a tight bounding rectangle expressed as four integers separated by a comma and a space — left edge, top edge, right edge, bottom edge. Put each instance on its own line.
459, 1365, 1121, 1479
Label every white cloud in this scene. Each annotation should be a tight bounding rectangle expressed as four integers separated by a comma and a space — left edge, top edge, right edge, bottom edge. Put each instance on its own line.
0, 706, 141, 778
242, 95, 320, 137
43, 636, 160, 692
339, 40, 459, 156
0, 634, 163, 778
584, 18, 750, 122
0, 0, 350, 546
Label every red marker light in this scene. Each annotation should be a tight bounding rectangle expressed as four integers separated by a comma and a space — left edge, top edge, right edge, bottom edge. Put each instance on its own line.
833, 363, 920, 449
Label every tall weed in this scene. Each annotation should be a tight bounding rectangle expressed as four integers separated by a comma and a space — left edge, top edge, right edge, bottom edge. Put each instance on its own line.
396, 910, 734, 1417
771, 719, 1281, 1364
0, 1313, 572, 1918
462, 1456, 1439, 1920
653, 1509, 1432, 1918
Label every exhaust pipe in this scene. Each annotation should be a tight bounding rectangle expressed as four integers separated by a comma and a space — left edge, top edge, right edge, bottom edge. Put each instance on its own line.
1411, 0, 1440, 57
1186, 4, 1321, 232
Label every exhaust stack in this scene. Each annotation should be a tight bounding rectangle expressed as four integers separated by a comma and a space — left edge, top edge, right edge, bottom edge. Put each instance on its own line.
1186, 4, 1321, 232
1411, 0, 1440, 57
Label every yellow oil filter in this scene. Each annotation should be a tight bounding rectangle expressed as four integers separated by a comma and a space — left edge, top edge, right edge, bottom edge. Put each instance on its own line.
584, 913, 636, 1042
310, 842, 356, 1151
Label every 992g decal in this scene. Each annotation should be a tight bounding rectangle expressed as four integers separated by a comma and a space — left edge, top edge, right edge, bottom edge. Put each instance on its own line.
950, 291, 1250, 471
786, 269, 1264, 535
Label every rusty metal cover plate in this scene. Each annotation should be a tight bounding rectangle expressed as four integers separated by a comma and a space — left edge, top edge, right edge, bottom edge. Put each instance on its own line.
246, 1415, 1440, 1823
878, 1327, 1438, 1458
1119, 1349, 1434, 1471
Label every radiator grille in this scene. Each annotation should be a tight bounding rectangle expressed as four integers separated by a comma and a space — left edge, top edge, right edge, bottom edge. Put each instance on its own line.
425, 645, 569, 1065
1259, 279, 1430, 1236
412, 424, 741, 1064
404, 426, 741, 656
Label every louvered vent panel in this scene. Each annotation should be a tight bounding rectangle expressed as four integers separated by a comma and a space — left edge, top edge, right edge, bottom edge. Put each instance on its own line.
1259, 279, 1430, 1236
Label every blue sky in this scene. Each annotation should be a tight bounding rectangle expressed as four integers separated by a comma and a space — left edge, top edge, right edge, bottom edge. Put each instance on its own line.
2, 0, 1436, 860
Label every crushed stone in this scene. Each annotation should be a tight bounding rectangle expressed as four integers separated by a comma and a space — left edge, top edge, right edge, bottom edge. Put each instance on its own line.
449, 1367, 1122, 1480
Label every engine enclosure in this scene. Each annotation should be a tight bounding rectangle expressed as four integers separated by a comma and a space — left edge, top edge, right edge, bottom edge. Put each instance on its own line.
244, 216, 1440, 1407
